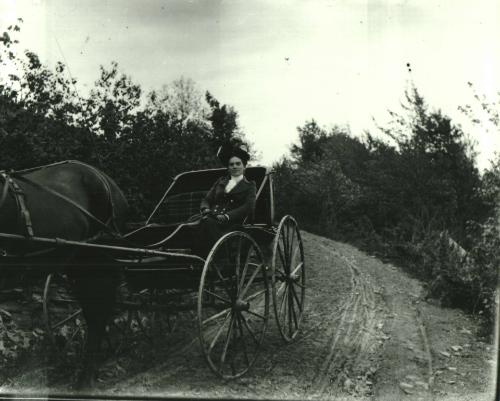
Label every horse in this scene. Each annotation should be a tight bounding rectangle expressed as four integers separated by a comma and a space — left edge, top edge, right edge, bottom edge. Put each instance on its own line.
0, 160, 129, 387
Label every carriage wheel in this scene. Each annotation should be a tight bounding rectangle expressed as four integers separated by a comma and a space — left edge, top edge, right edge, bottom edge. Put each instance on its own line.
271, 215, 305, 343
43, 273, 86, 354
198, 231, 270, 379
44, 274, 131, 355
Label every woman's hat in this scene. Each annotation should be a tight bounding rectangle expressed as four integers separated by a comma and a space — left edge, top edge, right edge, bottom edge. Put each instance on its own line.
217, 143, 250, 166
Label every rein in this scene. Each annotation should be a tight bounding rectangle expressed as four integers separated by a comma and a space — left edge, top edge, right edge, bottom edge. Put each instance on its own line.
0, 173, 9, 209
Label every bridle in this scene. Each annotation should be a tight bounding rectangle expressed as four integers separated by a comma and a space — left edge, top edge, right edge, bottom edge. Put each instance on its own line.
0, 172, 9, 209
0, 171, 34, 238
1, 166, 121, 239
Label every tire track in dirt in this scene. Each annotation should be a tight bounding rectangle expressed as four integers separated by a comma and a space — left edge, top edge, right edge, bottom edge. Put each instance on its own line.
310, 248, 386, 398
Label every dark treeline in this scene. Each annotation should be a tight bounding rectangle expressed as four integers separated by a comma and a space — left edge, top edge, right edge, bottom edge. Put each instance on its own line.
274, 88, 500, 333
1, 22, 498, 333
0, 22, 248, 220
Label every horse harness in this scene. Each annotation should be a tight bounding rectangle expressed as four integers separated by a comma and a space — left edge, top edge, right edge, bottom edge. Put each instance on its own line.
0, 171, 34, 238
0, 168, 120, 240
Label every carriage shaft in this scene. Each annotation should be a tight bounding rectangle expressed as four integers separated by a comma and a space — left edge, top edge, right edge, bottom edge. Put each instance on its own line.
0, 231, 205, 262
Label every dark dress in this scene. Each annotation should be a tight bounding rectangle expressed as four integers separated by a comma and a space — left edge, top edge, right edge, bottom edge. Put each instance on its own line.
192, 175, 256, 257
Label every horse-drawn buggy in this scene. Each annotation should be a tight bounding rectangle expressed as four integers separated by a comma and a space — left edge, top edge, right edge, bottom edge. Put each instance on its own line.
0, 160, 305, 383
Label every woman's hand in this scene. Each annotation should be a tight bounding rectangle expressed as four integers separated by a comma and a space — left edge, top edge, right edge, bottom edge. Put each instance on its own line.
201, 208, 211, 216
216, 214, 229, 224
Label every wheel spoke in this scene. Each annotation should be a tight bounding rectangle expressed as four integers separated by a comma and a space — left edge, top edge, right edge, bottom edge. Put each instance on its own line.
238, 245, 253, 293
278, 283, 289, 325
289, 287, 299, 330
230, 324, 238, 376
222, 242, 236, 298
242, 288, 267, 303
235, 237, 242, 295
211, 262, 232, 299
240, 315, 259, 345
284, 222, 291, 261
208, 312, 231, 354
282, 222, 288, 255
49, 297, 79, 304
202, 307, 231, 326
203, 289, 231, 305
276, 243, 287, 270
220, 313, 235, 368
240, 264, 263, 299
51, 308, 82, 330
289, 227, 296, 263
68, 325, 84, 343
287, 222, 294, 259
275, 268, 287, 280
281, 235, 289, 271
290, 282, 302, 310
275, 281, 286, 294
236, 314, 250, 367
290, 262, 304, 277
245, 309, 266, 321
293, 281, 306, 290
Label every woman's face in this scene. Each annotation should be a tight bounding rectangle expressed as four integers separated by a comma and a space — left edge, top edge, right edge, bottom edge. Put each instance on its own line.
228, 156, 245, 177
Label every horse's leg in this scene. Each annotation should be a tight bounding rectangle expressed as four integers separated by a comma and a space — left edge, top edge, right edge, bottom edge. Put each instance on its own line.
72, 271, 118, 388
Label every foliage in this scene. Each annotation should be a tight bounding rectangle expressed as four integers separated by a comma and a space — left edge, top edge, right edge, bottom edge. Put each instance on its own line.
417, 218, 499, 332
274, 87, 497, 333
147, 77, 210, 130
275, 122, 366, 238
0, 308, 34, 364
459, 81, 500, 133
0, 21, 249, 220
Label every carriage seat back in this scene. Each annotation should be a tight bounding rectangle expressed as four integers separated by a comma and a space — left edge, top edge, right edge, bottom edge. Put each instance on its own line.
147, 166, 271, 226
162, 191, 207, 225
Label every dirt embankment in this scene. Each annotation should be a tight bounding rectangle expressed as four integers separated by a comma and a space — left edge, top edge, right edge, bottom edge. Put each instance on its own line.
0, 231, 496, 400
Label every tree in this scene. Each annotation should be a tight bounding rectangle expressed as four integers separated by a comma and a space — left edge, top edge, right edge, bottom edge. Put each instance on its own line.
145, 77, 210, 131
206, 91, 239, 150
376, 86, 485, 242
0, 22, 95, 169
291, 119, 329, 164
84, 62, 141, 142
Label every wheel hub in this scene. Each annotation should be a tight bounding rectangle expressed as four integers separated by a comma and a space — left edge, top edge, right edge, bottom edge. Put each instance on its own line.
233, 299, 250, 312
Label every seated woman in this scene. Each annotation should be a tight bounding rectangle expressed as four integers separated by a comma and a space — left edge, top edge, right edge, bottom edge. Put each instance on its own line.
192, 143, 256, 257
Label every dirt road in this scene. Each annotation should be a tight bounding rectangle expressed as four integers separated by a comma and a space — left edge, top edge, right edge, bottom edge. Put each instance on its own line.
1, 231, 496, 400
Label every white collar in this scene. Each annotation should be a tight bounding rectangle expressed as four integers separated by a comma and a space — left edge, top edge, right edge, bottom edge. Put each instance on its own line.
229, 175, 244, 183
225, 175, 244, 193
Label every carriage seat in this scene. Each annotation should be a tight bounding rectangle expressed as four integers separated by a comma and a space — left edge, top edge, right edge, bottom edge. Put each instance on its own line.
123, 166, 271, 249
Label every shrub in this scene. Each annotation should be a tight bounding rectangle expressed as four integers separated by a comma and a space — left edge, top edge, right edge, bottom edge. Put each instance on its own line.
418, 221, 499, 333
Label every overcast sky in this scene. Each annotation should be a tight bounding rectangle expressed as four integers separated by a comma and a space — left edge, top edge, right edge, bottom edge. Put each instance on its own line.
1, 0, 499, 169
